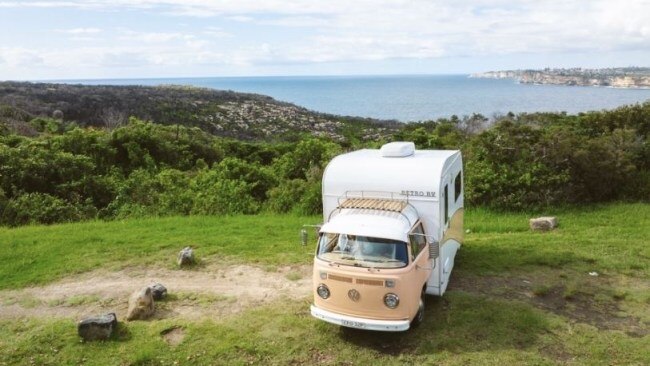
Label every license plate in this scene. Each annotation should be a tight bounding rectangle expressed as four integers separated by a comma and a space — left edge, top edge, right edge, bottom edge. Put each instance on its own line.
341, 320, 366, 328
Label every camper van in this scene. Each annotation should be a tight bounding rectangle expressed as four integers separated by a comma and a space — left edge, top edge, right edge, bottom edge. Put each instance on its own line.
309, 142, 463, 331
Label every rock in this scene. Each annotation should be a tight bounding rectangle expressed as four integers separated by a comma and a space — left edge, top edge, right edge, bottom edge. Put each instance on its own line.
529, 216, 558, 231
177, 246, 195, 266
149, 283, 167, 301
77, 313, 117, 341
589, 271, 599, 277
126, 287, 155, 321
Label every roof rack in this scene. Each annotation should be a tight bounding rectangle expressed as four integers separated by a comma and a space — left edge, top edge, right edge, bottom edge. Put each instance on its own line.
339, 198, 408, 213
328, 191, 419, 226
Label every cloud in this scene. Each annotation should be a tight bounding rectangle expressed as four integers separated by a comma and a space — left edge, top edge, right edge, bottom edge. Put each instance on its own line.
57, 27, 102, 34
202, 27, 233, 38
0, 48, 45, 67
227, 15, 254, 23
1, 0, 649, 79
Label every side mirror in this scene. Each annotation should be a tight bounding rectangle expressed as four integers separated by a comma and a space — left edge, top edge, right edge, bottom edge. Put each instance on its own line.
300, 224, 322, 246
429, 241, 440, 259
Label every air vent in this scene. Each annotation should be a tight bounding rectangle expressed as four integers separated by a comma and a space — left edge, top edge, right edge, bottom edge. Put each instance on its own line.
380, 142, 415, 157
356, 278, 384, 286
328, 274, 353, 283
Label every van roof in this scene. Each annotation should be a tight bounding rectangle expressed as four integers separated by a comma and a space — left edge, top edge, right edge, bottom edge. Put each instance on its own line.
320, 202, 419, 242
322, 148, 460, 202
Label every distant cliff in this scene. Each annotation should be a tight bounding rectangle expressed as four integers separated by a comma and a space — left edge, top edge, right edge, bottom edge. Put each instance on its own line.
0, 82, 399, 141
471, 67, 650, 88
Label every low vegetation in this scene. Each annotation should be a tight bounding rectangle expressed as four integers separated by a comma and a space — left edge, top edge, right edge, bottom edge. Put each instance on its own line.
0, 204, 647, 365
1, 85, 649, 226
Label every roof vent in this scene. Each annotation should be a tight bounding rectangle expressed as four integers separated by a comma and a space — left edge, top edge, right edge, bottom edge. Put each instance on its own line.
380, 142, 415, 158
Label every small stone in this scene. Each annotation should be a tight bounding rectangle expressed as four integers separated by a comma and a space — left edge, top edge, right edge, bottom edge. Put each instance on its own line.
529, 216, 558, 231
177, 246, 195, 266
78, 313, 117, 341
589, 271, 599, 277
126, 287, 155, 321
150, 283, 167, 301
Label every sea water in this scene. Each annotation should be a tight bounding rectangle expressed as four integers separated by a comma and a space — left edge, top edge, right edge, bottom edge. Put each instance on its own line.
53, 74, 650, 122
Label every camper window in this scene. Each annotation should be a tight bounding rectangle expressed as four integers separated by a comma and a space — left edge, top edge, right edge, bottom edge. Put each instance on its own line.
454, 172, 462, 202
409, 223, 427, 260
444, 184, 449, 224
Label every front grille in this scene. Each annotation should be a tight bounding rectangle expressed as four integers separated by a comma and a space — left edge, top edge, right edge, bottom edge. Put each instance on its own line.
356, 278, 384, 286
328, 274, 353, 283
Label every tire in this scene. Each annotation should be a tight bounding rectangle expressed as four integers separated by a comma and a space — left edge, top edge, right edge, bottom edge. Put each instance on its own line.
411, 290, 425, 328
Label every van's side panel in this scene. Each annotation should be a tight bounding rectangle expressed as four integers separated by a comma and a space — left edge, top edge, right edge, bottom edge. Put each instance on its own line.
434, 153, 464, 295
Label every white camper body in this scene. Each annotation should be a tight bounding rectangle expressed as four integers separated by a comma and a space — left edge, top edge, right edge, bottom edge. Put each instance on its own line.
321, 142, 464, 296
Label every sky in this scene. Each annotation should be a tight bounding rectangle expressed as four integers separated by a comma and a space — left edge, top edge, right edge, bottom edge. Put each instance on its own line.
0, 0, 649, 80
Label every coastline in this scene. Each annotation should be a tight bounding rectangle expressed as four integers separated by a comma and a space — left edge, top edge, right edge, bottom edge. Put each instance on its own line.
471, 68, 650, 89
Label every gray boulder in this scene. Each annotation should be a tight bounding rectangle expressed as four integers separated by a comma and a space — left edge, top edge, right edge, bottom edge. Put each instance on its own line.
149, 283, 167, 301
177, 246, 195, 266
529, 216, 558, 231
78, 313, 117, 341
126, 287, 155, 321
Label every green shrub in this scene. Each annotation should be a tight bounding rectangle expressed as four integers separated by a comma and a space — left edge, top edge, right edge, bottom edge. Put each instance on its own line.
191, 178, 259, 215
266, 179, 307, 213
1, 193, 93, 226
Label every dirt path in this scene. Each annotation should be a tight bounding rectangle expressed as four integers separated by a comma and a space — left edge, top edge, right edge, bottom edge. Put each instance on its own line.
0, 263, 312, 321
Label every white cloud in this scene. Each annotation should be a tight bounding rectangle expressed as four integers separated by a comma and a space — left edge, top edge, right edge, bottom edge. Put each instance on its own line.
202, 27, 233, 38
57, 27, 102, 34
227, 15, 254, 22
1, 0, 649, 79
0, 47, 45, 67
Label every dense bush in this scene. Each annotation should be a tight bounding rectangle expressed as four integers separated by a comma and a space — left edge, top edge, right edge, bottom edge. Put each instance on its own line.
1, 192, 94, 226
0, 102, 649, 225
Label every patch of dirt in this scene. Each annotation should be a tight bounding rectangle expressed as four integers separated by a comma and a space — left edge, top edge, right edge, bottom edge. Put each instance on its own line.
161, 326, 185, 346
0, 263, 312, 321
448, 271, 649, 336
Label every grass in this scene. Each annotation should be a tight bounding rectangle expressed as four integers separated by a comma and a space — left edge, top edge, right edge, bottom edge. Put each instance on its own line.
459, 203, 650, 278
0, 214, 319, 290
0, 203, 648, 365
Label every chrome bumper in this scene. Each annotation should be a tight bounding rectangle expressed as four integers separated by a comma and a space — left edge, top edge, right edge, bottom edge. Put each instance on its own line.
310, 305, 410, 332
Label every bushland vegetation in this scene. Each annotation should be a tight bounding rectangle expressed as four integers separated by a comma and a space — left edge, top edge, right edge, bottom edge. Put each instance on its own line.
0, 82, 648, 226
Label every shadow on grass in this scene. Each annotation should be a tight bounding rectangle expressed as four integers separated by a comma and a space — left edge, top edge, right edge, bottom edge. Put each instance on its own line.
110, 322, 132, 342
338, 291, 548, 355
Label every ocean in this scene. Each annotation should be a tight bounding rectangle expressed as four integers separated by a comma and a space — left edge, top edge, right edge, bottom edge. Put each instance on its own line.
52, 75, 650, 122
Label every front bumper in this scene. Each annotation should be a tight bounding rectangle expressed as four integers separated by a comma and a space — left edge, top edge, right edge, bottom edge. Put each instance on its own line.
310, 305, 410, 332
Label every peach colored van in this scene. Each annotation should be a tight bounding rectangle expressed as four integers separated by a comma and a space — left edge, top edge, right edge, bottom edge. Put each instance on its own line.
308, 142, 463, 331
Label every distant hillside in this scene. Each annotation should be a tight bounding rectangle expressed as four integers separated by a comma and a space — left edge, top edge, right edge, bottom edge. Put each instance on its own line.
471, 67, 650, 88
0, 81, 399, 141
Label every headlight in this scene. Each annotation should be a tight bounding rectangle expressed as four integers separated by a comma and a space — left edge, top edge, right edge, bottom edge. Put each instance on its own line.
317, 284, 330, 299
384, 293, 399, 309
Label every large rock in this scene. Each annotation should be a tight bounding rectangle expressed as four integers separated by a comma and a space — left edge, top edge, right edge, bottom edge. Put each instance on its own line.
78, 313, 117, 341
149, 283, 167, 301
126, 287, 155, 321
177, 246, 195, 266
529, 216, 558, 231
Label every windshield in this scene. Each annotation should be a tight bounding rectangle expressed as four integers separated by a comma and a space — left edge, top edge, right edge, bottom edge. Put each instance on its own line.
317, 232, 408, 268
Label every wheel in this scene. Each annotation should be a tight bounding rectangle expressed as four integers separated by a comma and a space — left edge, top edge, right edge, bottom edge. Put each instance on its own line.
411, 290, 425, 328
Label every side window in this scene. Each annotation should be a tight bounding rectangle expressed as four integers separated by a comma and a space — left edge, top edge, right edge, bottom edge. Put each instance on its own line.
444, 184, 449, 225
409, 223, 427, 259
454, 172, 462, 202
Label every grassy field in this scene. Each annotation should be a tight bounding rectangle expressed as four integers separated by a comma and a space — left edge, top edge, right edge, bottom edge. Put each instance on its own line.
0, 203, 648, 365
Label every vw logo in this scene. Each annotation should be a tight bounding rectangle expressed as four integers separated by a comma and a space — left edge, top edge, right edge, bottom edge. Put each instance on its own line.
348, 289, 360, 302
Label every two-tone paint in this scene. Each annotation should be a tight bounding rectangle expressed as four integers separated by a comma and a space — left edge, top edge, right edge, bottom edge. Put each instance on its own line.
310, 142, 464, 331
